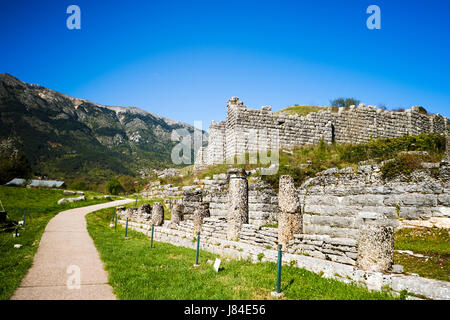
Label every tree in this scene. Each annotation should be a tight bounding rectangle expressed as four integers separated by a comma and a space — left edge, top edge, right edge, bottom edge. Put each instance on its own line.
105, 178, 124, 195
330, 98, 360, 108
0, 152, 33, 185
118, 175, 136, 194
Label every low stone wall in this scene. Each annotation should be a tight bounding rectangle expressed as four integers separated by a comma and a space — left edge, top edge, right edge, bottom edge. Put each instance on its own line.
248, 182, 278, 226
183, 175, 277, 227
142, 181, 182, 198
165, 216, 358, 265
118, 219, 450, 300
299, 162, 450, 243
289, 234, 358, 266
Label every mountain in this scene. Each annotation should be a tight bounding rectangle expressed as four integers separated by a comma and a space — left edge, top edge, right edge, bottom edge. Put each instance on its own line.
0, 73, 204, 189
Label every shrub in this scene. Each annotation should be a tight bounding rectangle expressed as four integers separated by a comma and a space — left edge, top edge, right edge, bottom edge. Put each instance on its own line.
381, 154, 424, 180
330, 97, 360, 108
0, 152, 32, 185
69, 181, 87, 191
105, 178, 124, 195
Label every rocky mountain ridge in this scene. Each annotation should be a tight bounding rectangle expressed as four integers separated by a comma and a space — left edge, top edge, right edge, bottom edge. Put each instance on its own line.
0, 73, 204, 187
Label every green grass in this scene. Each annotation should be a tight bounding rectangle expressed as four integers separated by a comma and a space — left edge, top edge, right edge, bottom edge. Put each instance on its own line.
276, 105, 332, 117
0, 186, 112, 300
395, 227, 450, 255
394, 227, 449, 282
159, 133, 445, 189
86, 208, 398, 300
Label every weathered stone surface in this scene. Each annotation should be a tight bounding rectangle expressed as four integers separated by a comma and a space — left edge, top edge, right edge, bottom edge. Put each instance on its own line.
151, 202, 164, 226
357, 224, 394, 272
57, 196, 85, 205
193, 202, 210, 234
278, 212, 302, 248
226, 169, 248, 240
169, 203, 184, 228
137, 203, 152, 221
196, 97, 449, 171
277, 175, 302, 249
278, 175, 300, 213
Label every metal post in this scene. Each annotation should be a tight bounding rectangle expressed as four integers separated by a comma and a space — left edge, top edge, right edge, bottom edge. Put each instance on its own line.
276, 244, 282, 293
114, 212, 118, 231
111, 208, 116, 223
22, 212, 26, 229
195, 232, 200, 265
150, 224, 154, 248
125, 217, 128, 238
135, 197, 138, 208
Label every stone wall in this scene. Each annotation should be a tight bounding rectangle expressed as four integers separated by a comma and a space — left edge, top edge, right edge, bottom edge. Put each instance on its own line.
183, 175, 278, 227
142, 181, 182, 198
196, 97, 450, 168
173, 162, 450, 266
299, 162, 450, 243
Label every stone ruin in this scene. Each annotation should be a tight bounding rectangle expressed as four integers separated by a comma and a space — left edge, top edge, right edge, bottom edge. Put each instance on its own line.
117, 165, 450, 299
121, 140, 450, 299
117, 202, 163, 226
122, 169, 402, 272
195, 97, 450, 170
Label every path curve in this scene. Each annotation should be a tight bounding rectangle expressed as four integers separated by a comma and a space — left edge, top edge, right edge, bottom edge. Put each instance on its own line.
11, 199, 134, 300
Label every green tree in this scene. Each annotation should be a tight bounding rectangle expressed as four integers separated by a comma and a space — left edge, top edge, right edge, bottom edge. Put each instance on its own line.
105, 178, 124, 195
118, 175, 137, 194
330, 97, 360, 108
0, 152, 33, 184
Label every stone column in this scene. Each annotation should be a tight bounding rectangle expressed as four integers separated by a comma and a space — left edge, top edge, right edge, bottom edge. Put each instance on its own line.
357, 224, 394, 272
137, 203, 151, 222
444, 135, 450, 163
226, 168, 248, 241
151, 202, 164, 226
278, 175, 302, 248
193, 202, 210, 234
169, 202, 184, 228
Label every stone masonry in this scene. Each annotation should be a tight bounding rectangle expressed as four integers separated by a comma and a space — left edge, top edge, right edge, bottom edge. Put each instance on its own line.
226, 168, 249, 241
357, 224, 394, 272
278, 175, 302, 248
195, 97, 450, 169
151, 202, 164, 226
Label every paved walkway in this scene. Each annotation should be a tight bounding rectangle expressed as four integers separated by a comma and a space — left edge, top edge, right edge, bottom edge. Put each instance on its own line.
11, 199, 134, 300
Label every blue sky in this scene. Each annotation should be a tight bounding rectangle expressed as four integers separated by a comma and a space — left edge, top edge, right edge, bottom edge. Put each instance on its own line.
1, 0, 449, 129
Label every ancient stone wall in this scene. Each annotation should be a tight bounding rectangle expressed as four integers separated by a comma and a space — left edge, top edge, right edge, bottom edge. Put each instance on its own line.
183, 175, 278, 227
299, 162, 450, 244
196, 98, 450, 168
177, 162, 450, 265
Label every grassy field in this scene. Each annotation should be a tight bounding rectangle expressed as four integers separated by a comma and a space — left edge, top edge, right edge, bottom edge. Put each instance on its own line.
0, 186, 114, 300
394, 227, 449, 282
87, 207, 398, 300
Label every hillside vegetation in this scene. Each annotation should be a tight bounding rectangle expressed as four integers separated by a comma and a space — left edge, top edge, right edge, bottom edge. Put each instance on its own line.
157, 133, 446, 189
276, 105, 332, 117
